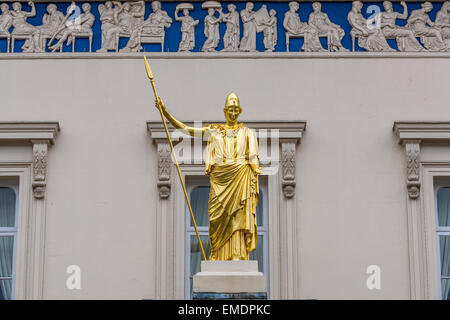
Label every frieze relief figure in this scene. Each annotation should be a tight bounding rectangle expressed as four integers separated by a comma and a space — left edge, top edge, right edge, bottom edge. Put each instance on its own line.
220, 3, 240, 52
262, 9, 277, 52
49, 3, 95, 52
116, 1, 146, 53
202, 1, 221, 52
239, 2, 257, 52
407, 1, 447, 51
143, 0, 172, 32
175, 3, 198, 52
308, 2, 348, 52
96, 1, 121, 52
0, 3, 12, 34
434, 1, 450, 47
10, 1, 43, 52
283, 1, 325, 52
379, 1, 425, 52
348, 1, 395, 51
38, 3, 65, 50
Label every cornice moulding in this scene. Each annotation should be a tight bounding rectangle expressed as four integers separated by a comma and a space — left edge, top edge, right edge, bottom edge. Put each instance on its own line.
147, 120, 307, 143
394, 122, 450, 143
0, 122, 60, 145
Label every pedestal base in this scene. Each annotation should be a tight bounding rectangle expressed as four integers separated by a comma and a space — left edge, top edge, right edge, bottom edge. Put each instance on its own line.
193, 260, 267, 300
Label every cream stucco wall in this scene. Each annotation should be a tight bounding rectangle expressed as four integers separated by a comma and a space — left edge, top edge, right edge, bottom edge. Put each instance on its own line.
1, 54, 449, 299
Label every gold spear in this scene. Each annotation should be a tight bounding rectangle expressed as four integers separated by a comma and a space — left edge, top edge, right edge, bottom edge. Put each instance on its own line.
144, 56, 207, 261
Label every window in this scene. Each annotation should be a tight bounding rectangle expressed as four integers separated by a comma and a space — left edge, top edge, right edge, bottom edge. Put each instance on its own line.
0, 178, 18, 300
435, 186, 450, 300
185, 176, 269, 299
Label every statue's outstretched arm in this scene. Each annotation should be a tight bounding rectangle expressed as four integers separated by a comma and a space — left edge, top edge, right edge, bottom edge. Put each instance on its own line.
155, 97, 206, 137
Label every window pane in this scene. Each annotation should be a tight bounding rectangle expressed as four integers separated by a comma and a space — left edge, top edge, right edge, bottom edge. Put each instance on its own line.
440, 235, 450, 277
256, 192, 263, 227
0, 236, 14, 278
0, 235, 14, 300
189, 235, 211, 298
0, 279, 12, 300
249, 235, 264, 273
437, 188, 450, 227
190, 187, 210, 227
441, 279, 450, 300
0, 188, 15, 228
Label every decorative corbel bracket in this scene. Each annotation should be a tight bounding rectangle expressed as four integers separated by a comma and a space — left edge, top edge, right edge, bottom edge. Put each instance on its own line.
32, 141, 49, 199
157, 143, 172, 199
281, 141, 297, 198
404, 140, 421, 199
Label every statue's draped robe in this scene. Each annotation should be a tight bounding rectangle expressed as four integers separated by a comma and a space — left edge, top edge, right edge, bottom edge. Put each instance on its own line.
205, 123, 260, 260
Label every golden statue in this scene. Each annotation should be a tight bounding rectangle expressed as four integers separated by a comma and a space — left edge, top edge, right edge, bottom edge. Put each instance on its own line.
155, 92, 262, 261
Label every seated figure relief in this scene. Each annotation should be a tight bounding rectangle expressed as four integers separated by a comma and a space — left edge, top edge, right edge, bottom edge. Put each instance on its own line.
0, 3, 12, 35
283, 1, 325, 52
407, 1, 447, 51
97, 1, 144, 52
10, 1, 42, 52
380, 1, 425, 51
49, 3, 95, 52
435, 1, 450, 46
347, 1, 395, 51
308, 2, 348, 52
142, 0, 172, 34
38, 3, 65, 49
96, 1, 121, 52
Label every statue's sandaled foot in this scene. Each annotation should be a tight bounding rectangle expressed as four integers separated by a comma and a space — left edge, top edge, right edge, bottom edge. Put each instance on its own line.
96, 48, 108, 53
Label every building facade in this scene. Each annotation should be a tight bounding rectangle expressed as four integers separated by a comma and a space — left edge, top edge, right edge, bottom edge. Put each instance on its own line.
0, 0, 450, 300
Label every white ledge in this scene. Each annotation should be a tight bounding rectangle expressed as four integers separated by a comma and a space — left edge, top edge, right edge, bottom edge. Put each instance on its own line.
147, 120, 307, 144
2, 52, 450, 60
0, 122, 60, 144
394, 121, 450, 143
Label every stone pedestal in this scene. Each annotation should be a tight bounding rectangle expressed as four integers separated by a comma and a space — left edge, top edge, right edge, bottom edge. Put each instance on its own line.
192, 260, 267, 300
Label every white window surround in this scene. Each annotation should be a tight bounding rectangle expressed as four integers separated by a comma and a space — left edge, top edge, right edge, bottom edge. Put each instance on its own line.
147, 120, 306, 299
393, 121, 450, 299
0, 122, 60, 299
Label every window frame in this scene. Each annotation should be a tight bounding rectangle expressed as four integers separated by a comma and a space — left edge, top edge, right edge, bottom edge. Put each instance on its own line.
184, 175, 269, 299
0, 179, 19, 300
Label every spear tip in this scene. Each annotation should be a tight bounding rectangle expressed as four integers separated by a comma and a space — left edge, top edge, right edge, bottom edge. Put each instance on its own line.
143, 56, 154, 80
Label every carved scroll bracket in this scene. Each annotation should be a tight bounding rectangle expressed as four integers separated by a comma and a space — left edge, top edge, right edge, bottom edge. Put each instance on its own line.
157, 143, 172, 199
281, 140, 297, 199
31, 140, 49, 199
404, 140, 421, 200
